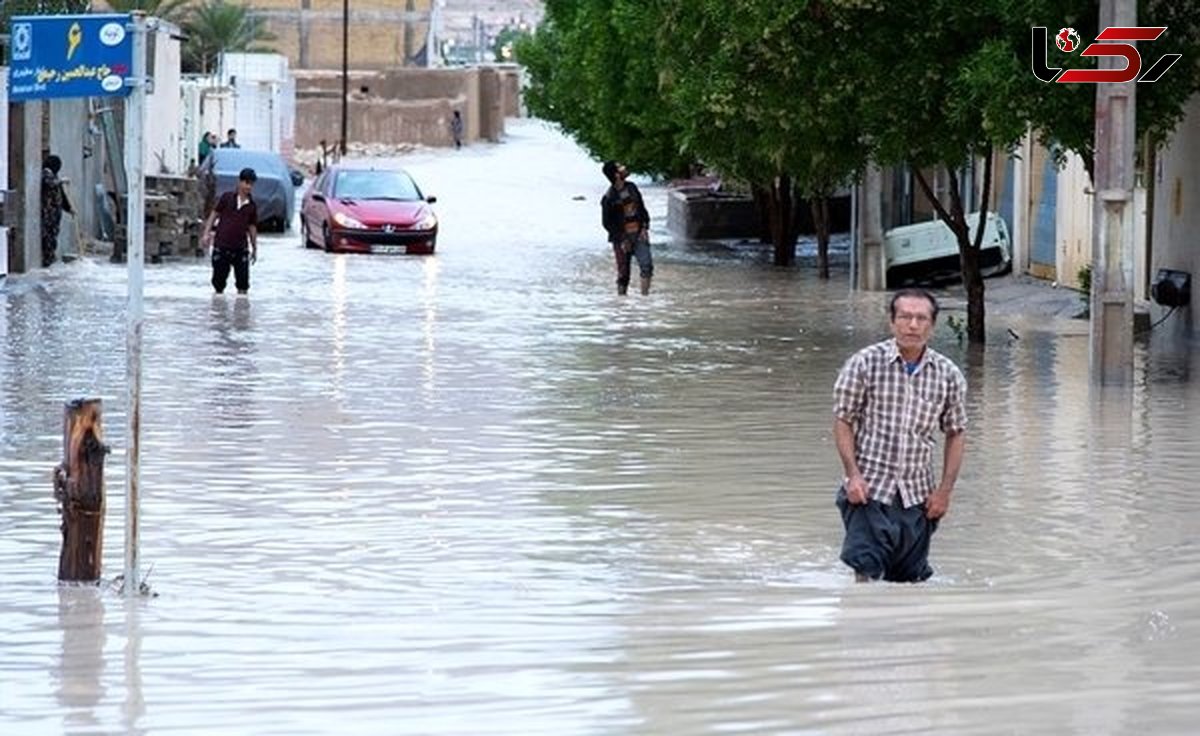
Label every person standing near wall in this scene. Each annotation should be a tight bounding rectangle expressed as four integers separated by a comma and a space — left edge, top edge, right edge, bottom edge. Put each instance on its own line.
198, 131, 218, 164
40, 155, 74, 268
198, 131, 212, 164
450, 111, 464, 150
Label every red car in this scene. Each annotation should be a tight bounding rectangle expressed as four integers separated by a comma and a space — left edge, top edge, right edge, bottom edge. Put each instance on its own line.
301, 166, 439, 254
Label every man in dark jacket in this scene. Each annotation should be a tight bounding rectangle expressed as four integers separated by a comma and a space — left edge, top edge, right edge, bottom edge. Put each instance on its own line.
201, 167, 258, 294
601, 160, 653, 295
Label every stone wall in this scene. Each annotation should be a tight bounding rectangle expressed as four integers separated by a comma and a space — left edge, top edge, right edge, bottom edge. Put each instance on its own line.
292, 66, 521, 149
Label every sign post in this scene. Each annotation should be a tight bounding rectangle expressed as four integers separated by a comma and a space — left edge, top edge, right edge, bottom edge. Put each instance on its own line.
123, 12, 147, 597
8, 13, 146, 594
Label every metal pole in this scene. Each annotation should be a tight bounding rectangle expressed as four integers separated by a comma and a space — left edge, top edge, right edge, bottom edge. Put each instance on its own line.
340, 0, 349, 156
124, 12, 147, 596
849, 179, 858, 292
1089, 0, 1136, 385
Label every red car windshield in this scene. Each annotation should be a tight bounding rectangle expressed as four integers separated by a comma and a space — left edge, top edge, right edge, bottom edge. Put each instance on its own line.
333, 170, 422, 201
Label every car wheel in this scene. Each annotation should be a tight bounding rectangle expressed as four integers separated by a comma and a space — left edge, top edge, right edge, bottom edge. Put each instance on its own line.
322, 224, 333, 253
301, 219, 312, 248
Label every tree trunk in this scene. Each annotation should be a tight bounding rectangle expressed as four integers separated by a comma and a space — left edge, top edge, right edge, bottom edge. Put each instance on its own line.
913, 153, 993, 345
768, 174, 798, 267
751, 184, 771, 243
812, 196, 831, 279
53, 399, 110, 583
961, 148, 994, 344
960, 243, 986, 344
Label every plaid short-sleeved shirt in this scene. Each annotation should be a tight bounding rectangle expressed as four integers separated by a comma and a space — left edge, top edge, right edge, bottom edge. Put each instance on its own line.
832, 339, 968, 507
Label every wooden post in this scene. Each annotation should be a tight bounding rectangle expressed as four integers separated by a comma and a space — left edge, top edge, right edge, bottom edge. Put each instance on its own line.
53, 399, 110, 583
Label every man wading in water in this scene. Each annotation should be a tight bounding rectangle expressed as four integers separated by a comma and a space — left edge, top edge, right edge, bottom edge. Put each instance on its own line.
832, 288, 967, 582
601, 160, 653, 296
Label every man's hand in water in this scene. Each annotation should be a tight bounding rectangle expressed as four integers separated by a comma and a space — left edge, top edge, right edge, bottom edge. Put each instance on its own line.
926, 487, 952, 519
845, 474, 869, 505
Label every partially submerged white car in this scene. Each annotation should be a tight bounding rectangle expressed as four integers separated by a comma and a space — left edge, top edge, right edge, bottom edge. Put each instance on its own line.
884, 212, 1012, 288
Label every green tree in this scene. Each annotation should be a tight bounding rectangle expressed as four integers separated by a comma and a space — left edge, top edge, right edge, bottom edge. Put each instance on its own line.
1, 0, 88, 29
855, 2, 1037, 344
492, 25, 531, 62
104, 0, 191, 25
660, 0, 867, 271
517, 0, 690, 178
182, 0, 274, 74
1020, 0, 1200, 180
858, 0, 1200, 344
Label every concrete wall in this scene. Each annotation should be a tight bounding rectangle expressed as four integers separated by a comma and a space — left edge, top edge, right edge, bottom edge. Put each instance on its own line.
1035, 149, 1146, 297
220, 53, 297, 156
254, 0, 434, 69
1010, 135, 1034, 278
668, 188, 852, 240
48, 99, 95, 260
1151, 94, 1200, 317
295, 68, 475, 104
8, 101, 42, 273
146, 24, 185, 175
296, 96, 466, 149
1056, 152, 1093, 290
292, 66, 513, 148
201, 87, 238, 149
495, 64, 522, 117
668, 190, 759, 240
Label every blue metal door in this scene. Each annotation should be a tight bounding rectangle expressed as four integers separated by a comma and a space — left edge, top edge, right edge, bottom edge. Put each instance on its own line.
1032, 154, 1058, 270
998, 156, 1015, 236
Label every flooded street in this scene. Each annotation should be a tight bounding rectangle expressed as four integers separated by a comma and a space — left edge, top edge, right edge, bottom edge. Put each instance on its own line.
3, 119, 1200, 734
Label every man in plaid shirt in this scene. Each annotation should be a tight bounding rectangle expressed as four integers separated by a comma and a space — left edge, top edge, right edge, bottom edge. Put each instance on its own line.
832, 288, 967, 582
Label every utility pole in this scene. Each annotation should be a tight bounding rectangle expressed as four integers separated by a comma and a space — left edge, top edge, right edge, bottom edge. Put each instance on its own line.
340, 0, 349, 155
1089, 0, 1137, 385
856, 164, 885, 291
299, 0, 311, 68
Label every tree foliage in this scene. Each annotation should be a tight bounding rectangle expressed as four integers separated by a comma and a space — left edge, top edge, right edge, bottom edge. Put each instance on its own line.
492, 25, 531, 62
182, 0, 275, 74
1018, 0, 1200, 178
658, 0, 869, 268
855, 0, 1200, 342
521, 0, 1200, 335
104, 0, 191, 25
516, 0, 690, 178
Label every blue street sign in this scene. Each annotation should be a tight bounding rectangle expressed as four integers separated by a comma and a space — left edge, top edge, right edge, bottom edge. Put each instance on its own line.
8, 14, 133, 101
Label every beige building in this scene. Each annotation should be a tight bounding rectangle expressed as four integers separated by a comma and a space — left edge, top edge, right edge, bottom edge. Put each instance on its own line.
250, 0, 434, 69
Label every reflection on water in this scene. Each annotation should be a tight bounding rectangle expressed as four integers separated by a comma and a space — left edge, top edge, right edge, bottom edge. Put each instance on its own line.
3, 120, 1200, 734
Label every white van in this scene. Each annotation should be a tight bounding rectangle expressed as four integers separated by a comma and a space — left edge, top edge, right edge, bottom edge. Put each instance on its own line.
883, 212, 1012, 287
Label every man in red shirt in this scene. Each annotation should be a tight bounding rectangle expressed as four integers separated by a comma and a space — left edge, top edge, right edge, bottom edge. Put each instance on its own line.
202, 167, 259, 294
